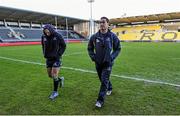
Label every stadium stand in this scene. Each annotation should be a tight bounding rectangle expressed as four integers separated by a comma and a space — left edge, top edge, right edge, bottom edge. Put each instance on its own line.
111, 12, 180, 42
0, 26, 86, 43
0, 27, 21, 42
1, 6, 180, 43
13, 28, 42, 40
112, 24, 180, 42
0, 6, 88, 44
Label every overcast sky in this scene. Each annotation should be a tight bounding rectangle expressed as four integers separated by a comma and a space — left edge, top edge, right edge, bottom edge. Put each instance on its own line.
1, 0, 180, 20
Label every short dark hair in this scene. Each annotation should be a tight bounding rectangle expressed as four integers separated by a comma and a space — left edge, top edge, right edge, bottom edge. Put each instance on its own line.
100, 17, 109, 23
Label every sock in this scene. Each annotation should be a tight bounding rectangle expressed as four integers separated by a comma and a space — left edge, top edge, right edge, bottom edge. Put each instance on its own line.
53, 77, 59, 91
58, 76, 64, 87
58, 77, 62, 81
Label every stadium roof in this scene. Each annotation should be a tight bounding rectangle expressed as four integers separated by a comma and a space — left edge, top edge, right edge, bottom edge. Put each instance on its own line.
0, 6, 88, 26
110, 12, 180, 25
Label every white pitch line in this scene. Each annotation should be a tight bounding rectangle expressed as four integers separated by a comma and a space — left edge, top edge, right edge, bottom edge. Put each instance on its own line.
0, 56, 179, 87
63, 52, 86, 56
171, 58, 180, 60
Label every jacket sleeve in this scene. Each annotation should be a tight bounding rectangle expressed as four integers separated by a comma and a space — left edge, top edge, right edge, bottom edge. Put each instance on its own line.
41, 36, 45, 56
111, 34, 121, 61
87, 35, 96, 61
58, 35, 66, 57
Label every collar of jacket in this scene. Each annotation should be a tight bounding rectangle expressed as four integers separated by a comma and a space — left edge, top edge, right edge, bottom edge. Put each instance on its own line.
96, 29, 111, 38
44, 32, 58, 40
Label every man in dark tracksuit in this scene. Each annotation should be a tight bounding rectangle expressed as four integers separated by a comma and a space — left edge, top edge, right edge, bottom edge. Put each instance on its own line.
88, 17, 121, 108
41, 24, 66, 100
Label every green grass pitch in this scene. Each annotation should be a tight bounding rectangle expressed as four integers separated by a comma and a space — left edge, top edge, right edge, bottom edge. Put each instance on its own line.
0, 42, 179, 114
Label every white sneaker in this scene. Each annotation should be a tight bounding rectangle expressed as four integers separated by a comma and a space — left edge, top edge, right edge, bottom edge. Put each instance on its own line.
49, 91, 59, 100
59, 77, 64, 88
95, 101, 102, 108
106, 90, 112, 96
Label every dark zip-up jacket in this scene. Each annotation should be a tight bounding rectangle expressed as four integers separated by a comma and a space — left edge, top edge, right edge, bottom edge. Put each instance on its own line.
41, 24, 66, 60
88, 30, 121, 64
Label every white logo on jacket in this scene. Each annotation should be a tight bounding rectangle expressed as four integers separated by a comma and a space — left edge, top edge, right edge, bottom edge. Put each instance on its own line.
53, 37, 57, 40
43, 38, 47, 41
106, 37, 110, 41
96, 39, 100, 43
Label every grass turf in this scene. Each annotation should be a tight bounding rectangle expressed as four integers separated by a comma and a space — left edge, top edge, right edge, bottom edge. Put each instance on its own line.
0, 42, 179, 114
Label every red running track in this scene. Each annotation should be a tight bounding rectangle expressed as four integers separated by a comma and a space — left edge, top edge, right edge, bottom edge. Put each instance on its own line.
0, 40, 82, 47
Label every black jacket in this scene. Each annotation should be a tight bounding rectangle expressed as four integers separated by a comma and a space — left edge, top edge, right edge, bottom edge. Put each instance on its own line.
41, 24, 66, 60
88, 30, 121, 64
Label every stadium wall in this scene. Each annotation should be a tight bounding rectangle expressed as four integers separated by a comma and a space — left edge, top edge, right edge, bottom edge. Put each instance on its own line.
112, 24, 180, 42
